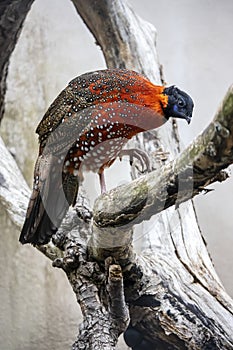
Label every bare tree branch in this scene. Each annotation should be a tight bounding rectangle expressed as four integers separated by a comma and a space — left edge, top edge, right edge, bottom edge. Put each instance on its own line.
0, 136, 29, 227
72, 0, 161, 80
0, 0, 34, 122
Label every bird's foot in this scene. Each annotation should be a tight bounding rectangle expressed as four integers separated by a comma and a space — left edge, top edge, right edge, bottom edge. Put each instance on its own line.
118, 148, 152, 173
151, 149, 169, 162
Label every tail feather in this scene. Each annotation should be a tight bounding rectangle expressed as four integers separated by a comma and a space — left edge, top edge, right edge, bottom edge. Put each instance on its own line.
19, 155, 79, 245
19, 198, 58, 245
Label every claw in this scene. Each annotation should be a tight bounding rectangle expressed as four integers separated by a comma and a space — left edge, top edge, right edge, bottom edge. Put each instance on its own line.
118, 148, 152, 173
152, 150, 169, 162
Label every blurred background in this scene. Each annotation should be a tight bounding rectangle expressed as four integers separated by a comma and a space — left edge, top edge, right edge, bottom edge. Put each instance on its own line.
0, 0, 233, 349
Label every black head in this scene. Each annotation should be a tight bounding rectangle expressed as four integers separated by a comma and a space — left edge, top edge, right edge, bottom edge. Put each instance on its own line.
163, 85, 194, 124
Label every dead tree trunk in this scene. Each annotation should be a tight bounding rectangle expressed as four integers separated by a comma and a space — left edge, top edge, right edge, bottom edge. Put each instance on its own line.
0, 0, 233, 349
0, 0, 34, 122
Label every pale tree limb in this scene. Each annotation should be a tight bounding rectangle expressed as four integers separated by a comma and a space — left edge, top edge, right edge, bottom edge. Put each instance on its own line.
72, 0, 161, 78
0, 0, 34, 122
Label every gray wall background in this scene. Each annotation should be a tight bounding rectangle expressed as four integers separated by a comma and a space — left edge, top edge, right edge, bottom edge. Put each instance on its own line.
0, 0, 233, 349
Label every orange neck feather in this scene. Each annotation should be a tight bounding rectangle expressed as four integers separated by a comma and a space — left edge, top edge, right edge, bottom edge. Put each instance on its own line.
138, 80, 168, 116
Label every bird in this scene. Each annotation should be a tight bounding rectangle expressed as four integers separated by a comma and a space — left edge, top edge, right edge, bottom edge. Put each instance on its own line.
19, 68, 193, 245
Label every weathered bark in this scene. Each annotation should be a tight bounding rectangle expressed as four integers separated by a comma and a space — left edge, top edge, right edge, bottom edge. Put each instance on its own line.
0, 0, 233, 349
0, 0, 34, 122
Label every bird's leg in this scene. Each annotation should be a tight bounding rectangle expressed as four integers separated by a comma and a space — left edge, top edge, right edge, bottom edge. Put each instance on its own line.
99, 170, 107, 194
118, 148, 152, 173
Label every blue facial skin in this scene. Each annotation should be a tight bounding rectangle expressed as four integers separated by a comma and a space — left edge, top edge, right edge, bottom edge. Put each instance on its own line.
173, 103, 192, 123
163, 85, 194, 124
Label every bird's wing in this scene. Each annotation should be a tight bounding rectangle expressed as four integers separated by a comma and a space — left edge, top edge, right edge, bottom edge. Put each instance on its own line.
42, 101, 163, 159
36, 68, 150, 148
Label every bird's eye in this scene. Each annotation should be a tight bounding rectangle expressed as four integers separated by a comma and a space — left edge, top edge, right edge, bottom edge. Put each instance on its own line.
178, 98, 185, 107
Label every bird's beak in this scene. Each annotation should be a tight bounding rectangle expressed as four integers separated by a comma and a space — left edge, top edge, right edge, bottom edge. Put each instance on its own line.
175, 113, 192, 124
185, 115, 191, 124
